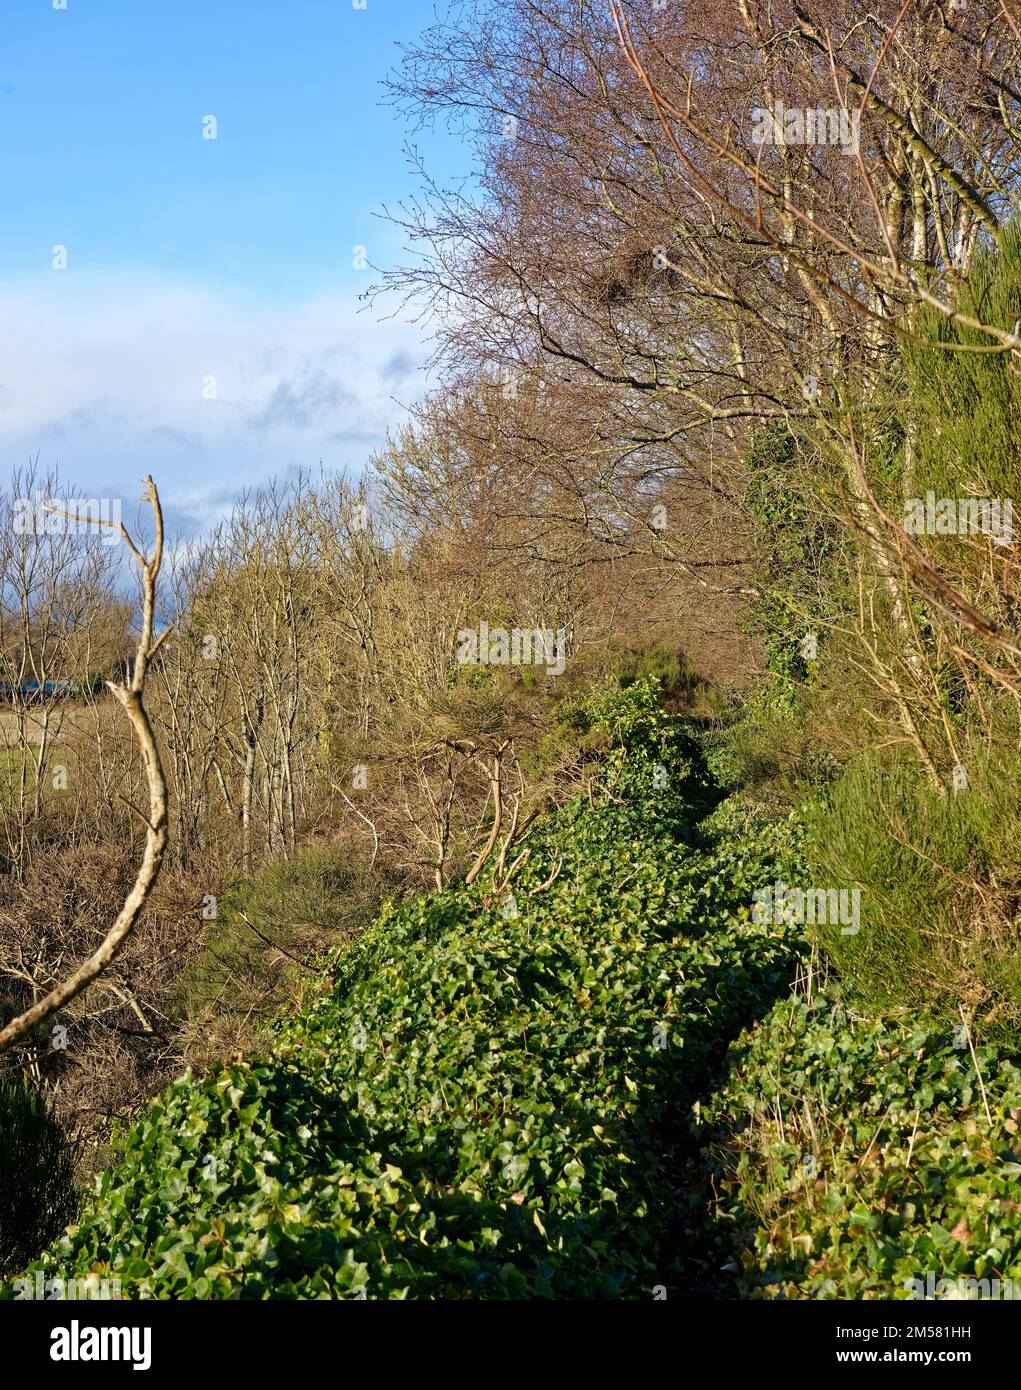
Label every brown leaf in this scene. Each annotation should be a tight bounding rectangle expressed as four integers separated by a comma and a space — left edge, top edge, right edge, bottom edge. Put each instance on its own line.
949, 1218, 971, 1244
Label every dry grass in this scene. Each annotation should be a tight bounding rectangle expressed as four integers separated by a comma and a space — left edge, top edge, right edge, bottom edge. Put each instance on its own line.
0, 700, 107, 750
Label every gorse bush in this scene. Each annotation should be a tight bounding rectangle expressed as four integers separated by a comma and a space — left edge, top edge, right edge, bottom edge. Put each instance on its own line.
802, 752, 1021, 1042
21, 684, 802, 1298
607, 643, 702, 704
902, 225, 1021, 513
177, 841, 380, 1062
0, 1072, 79, 1277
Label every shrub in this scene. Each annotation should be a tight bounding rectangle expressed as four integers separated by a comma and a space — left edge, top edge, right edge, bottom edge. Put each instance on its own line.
802, 752, 1021, 1042
608, 642, 701, 704
177, 841, 380, 1062
0, 1073, 79, 1277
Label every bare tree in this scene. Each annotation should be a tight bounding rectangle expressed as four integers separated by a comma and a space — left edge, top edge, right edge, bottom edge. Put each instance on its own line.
0, 478, 168, 1054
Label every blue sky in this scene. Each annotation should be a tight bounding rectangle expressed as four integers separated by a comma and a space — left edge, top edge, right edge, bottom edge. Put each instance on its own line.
0, 0, 464, 536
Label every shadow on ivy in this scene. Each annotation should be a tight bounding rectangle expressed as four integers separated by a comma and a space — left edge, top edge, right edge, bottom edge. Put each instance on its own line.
647, 948, 804, 1299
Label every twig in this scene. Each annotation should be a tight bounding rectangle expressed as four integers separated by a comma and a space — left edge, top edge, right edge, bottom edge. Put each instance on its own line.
959, 1004, 993, 1125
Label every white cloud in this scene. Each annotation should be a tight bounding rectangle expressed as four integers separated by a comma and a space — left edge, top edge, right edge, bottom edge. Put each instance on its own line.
0, 272, 428, 534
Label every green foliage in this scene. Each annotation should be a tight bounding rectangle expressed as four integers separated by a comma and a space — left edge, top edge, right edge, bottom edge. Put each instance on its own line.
708, 427, 846, 800
903, 226, 1021, 508
703, 996, 1021, 1299
745, 427, 832, 708
22, 699, 800, 1299
802, 753, 1021, 1041
520, 667, 692, 789
178, 841, 379, 1043
0, 1072, 79, 1277
585, 674, 671, 747
607, 642, 701, 702
19, 691, 1021, 1301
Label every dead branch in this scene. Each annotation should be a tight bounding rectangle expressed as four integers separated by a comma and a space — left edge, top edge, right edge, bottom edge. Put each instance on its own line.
0, 477, 169, 1053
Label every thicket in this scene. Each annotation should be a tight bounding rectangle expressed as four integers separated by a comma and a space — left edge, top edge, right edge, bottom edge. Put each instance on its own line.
15, 682, 1021, 1299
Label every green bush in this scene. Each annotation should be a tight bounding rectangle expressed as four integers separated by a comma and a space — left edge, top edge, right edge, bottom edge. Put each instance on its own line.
0, 1073, 79, 1277
902, 224, 1021, 513
802, 752, 1021, 1041
608, 642, 701, 703
177, 841, 380, 1056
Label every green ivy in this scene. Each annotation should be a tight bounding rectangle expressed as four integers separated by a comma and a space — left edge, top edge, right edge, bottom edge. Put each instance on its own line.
701, 999, 1021, 1298
18, 684, 1018, 1300
15, 685, 801, 1299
